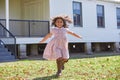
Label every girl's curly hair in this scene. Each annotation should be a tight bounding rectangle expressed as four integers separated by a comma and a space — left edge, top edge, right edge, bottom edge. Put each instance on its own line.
51, 15, 72, 28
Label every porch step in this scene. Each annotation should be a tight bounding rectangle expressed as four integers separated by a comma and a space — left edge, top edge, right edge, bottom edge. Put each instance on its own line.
0, 56, 15, 60
0, 48, 8, 52
0, 52, 12, 56
0, 44, 4, 48
0, 44, 16, 62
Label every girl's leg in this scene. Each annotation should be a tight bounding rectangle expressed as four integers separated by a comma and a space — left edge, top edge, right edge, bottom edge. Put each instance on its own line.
56, 57, 63, 77
56, 57, 68, 77
61, 58, 68, 70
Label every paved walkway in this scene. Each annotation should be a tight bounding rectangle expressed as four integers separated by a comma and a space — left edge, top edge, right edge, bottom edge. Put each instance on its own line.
0, 52, 120, 63
26, 52, 120, 60
0, 52, 119, 63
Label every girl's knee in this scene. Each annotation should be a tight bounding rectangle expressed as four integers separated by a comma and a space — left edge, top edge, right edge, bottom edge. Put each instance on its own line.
57, 57, 62, 61
62, 58, 69, 62
57, 57, 69, 62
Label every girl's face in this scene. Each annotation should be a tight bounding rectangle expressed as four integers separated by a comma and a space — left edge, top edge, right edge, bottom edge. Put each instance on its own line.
55, 19, 64, 28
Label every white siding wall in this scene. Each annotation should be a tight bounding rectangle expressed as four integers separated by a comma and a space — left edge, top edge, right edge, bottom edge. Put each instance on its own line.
22, 0, 49, 20
49, 0, 120, 43
0, 0, 120, 44
0, 0, 5, 19
0, 0, 49, 20
0, 0, 22, 19
9, 0, 21, 19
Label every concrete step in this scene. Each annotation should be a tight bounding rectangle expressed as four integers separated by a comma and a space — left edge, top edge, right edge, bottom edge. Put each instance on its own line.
0, 52, 12, 56
0, 56, 15, 61
0, 59, 17, 62
0, 44, 16, 62
0, 48, 8, 52
0, 54, 16, 62
0, 55, 15, 59
0, 45, 4, 48
0, 56, 17, 63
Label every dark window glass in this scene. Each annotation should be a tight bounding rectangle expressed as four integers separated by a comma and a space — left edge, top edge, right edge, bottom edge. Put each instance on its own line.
73, 2, 82, 27
117, 8, 120, 28
97, 5, 105, 28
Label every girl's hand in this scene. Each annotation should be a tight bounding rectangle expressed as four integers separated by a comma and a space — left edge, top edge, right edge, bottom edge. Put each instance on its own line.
39, 33, 52, 44
80, 36, 82, 39
67, 31, 82, 39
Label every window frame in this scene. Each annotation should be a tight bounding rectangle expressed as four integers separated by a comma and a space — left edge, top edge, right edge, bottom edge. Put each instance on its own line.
116, 7, 120, 29
73, 1, 83, 27
97, 4, 105, 28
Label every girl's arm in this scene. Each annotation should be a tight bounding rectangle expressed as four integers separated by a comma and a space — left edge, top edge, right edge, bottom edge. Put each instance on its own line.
67, 30, 82, 39
39, 33, 52, 43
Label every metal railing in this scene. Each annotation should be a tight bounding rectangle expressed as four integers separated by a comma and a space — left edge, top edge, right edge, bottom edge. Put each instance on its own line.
0, 19, 49, 37
0, 23, 17, 58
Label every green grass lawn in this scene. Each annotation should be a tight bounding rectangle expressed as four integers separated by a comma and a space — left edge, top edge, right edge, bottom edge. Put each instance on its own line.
0, 55, 120, 80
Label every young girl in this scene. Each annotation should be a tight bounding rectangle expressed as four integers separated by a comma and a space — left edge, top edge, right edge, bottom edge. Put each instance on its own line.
39, 15, 82, 77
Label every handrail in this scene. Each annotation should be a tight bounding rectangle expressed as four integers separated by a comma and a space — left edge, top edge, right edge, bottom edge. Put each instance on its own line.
0, 19, 49, 37
0, 39, 5, 46
0, 23, 15, 38
0, 23, 17, 58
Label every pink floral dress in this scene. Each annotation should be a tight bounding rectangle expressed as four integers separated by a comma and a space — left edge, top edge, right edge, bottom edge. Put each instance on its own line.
43, 27, 69, 60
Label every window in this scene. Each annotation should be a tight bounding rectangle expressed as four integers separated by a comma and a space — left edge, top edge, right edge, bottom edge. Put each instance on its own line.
73, 2, 82, 27
97, 5, 105, 28
117, 8, 120, 28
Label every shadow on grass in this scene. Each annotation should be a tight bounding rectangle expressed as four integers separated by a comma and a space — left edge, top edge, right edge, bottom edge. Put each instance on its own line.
33, 74, 58, 80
